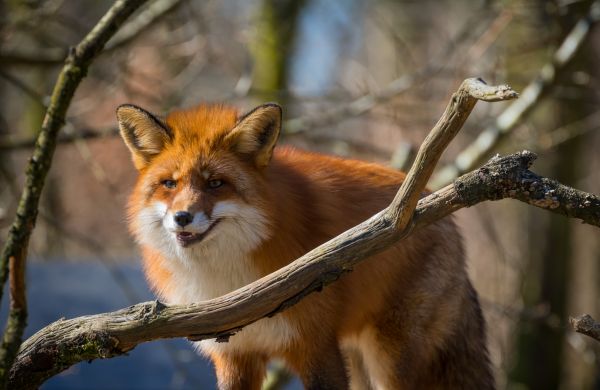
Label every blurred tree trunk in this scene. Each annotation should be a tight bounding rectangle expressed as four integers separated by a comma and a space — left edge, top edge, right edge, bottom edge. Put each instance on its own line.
510, 1, 594, 388
250, 0, 306, 104
27, 74, 64, 255
0, 0, 5, 32
0, 0, 65, 255
0, 0, 7, 239
250, 2, 307, 388
557, 2, 600, 387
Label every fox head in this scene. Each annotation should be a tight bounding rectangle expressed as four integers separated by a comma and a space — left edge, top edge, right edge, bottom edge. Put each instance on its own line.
117, 103, 281, 261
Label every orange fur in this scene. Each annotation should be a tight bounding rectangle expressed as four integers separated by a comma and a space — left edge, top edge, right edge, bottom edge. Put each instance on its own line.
118, 103, 495, 389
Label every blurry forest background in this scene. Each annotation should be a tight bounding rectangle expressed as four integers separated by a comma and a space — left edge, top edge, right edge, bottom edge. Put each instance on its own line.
1, 0, 600, 389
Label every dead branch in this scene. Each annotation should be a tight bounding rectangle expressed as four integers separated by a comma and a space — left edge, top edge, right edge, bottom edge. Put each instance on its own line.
7, 76, 600, 389
0, 0, 181, 68
8, 148, 600, 390
430, 0, 600, 189
387, 79, 518, 229
106, 0, 183, 51
1, 2, 596, 155
1, 78, 523, 388
282, 13, 491, 136
537, 109, 600, 150
0, 0, 148, 386
570, 314, 600, 343
0, 70, 47, 105
0, 49, 67, 67
0, 126, 118, 151
6, 75, 600, 389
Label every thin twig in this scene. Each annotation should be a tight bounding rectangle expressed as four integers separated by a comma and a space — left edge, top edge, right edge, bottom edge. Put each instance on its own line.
0, 0, 148, 386
0, 49, 67, 67
106, 0, 183, 51
0, 70, 47, 105
0, 126, 118, 151
0, 8, 508, 152
283, 8, 502, 135
537, 109, 600, 150
430, 0, 600, 189
0, 0, 181, 67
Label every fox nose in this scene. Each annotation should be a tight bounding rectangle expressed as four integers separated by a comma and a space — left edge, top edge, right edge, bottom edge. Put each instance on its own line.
173, 211, 193, 227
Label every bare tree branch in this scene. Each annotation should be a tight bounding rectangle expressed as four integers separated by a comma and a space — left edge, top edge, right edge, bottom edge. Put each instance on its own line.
0, 78, 515, 152
570, 314, 600, 343
0, 126, 118, 151
0, 69, 47, 105
386, 79, 518, 230
8, 148, 600, 390
0, 0, 148, 386
282, 8, 502, 135
1, 2, 596, 156
0, 3, 596, 388
537, 109, 600, 150
106, 0, 182, 51
6, 77, 600, 389
0, 0, 182, 67
429, 0, 600, 189
5, 78, 520, 388
0, 49, 67, 67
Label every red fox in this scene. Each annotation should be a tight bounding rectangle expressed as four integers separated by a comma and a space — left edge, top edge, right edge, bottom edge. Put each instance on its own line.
117, 103, 494, 389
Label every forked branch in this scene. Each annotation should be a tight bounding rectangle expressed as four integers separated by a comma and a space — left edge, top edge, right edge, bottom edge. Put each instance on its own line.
430, 0, 600, 188
386, 79, 517, 230
9, 149, 600, 389
2, 79, 521, 388
8, 79, 600, 389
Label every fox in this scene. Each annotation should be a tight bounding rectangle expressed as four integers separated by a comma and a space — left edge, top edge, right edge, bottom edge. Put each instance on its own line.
117, 102, 494, 390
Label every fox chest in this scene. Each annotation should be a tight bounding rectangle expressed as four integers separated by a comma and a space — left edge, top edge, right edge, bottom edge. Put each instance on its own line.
157, 252, 298, 355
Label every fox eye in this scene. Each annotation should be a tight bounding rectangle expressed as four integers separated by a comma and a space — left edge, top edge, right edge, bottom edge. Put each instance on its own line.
162, 179, 177, 189
207, 179, 223, 189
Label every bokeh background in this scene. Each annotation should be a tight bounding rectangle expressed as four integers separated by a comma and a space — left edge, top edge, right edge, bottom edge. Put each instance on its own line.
1, 0, 600, 388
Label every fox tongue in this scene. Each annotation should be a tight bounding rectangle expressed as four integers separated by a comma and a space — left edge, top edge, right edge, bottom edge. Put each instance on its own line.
174, 219, 221, 247
176, 231, 200, 247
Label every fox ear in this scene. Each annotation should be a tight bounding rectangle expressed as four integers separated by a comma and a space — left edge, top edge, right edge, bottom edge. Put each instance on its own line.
116, 104, 172, 170
225, 103, 282, 167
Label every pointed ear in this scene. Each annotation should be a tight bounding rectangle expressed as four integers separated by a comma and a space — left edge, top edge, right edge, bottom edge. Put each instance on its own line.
116, 104, 172, 170
224, 103, 282, 167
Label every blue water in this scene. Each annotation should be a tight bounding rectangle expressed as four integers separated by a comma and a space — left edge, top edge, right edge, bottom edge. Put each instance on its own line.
12, 260, 301, 389
18, 260, 213, 389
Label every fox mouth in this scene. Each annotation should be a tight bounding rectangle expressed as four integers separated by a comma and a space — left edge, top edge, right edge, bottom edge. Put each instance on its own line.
175, 219, 221, 247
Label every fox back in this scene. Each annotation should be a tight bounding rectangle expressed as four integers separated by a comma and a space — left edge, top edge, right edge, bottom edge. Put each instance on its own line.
118, 103, 494, 389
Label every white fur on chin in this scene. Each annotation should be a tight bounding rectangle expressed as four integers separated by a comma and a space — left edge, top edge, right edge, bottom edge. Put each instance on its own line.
135, 200, 298, 354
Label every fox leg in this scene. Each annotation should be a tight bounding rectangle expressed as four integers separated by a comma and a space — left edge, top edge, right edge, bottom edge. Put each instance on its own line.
358, 283, 494, 389
345, 347, 372, 390
211, 352, 267, 390
285, 338, 349, 390
358, 327, 423, 389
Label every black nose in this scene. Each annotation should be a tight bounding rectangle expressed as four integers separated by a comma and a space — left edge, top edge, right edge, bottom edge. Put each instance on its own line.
174, 211, 193, 227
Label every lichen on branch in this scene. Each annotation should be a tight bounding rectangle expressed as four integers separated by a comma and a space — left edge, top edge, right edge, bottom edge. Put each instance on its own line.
8, 78, 599, 389
0, 0, 148, 387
